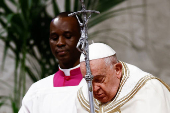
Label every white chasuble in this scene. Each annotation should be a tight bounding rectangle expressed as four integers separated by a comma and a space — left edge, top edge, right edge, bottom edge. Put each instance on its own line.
76, 62, 170, 113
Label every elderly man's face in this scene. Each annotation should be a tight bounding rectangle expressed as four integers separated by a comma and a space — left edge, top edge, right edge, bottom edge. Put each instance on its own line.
80, 58, 122, 103
49, 16, 81, 68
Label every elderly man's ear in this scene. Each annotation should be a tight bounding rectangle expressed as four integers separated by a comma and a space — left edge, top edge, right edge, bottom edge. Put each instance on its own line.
114, 62, 122, 79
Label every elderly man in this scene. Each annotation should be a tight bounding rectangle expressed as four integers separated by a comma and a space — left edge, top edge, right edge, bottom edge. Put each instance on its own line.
76, 43, 170, 113
19, 12, 86, 113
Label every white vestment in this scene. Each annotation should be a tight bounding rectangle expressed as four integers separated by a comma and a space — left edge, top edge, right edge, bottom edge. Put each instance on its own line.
76, 62, 170, 113
19, 74, 86, 113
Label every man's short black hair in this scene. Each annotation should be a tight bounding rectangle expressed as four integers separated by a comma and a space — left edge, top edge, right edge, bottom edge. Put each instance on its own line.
54, 12, 83, 23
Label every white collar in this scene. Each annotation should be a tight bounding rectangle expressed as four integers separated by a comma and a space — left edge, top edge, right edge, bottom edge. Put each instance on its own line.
59, 64, 80, 76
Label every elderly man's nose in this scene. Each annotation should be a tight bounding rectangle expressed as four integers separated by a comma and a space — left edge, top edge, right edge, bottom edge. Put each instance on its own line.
93, 84, 100, 92
57, 36, 66, 47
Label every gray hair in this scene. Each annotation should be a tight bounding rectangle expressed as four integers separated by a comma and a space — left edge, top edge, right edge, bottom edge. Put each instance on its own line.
104, 55, 118, 69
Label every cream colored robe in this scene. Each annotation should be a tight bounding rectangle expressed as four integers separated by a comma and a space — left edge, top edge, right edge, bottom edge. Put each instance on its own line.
76, 62, 170, 113
19, 75, 86, 113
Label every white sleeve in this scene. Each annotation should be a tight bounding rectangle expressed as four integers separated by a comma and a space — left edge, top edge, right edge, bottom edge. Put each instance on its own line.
18, 83, 37, 113
18, 75, 54, 113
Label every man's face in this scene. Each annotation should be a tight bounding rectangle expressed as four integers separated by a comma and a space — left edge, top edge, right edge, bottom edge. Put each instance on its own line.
49, 17, 81, 67
80, 58, 121, 103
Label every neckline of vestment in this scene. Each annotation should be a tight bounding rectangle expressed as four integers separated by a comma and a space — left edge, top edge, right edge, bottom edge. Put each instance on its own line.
59, 64, 80, 76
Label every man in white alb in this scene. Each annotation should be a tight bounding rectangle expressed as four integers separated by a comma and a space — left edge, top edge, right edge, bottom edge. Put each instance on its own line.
19, 12, 86, 113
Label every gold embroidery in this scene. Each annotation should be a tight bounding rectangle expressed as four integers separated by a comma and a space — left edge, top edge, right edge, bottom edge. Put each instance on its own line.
107, 107, 121, 113
77, 87, 99, 113
105, 75, 155, 112
155, 78, 170, 92
77, 87, 90, 112
99, 104, 104, 113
